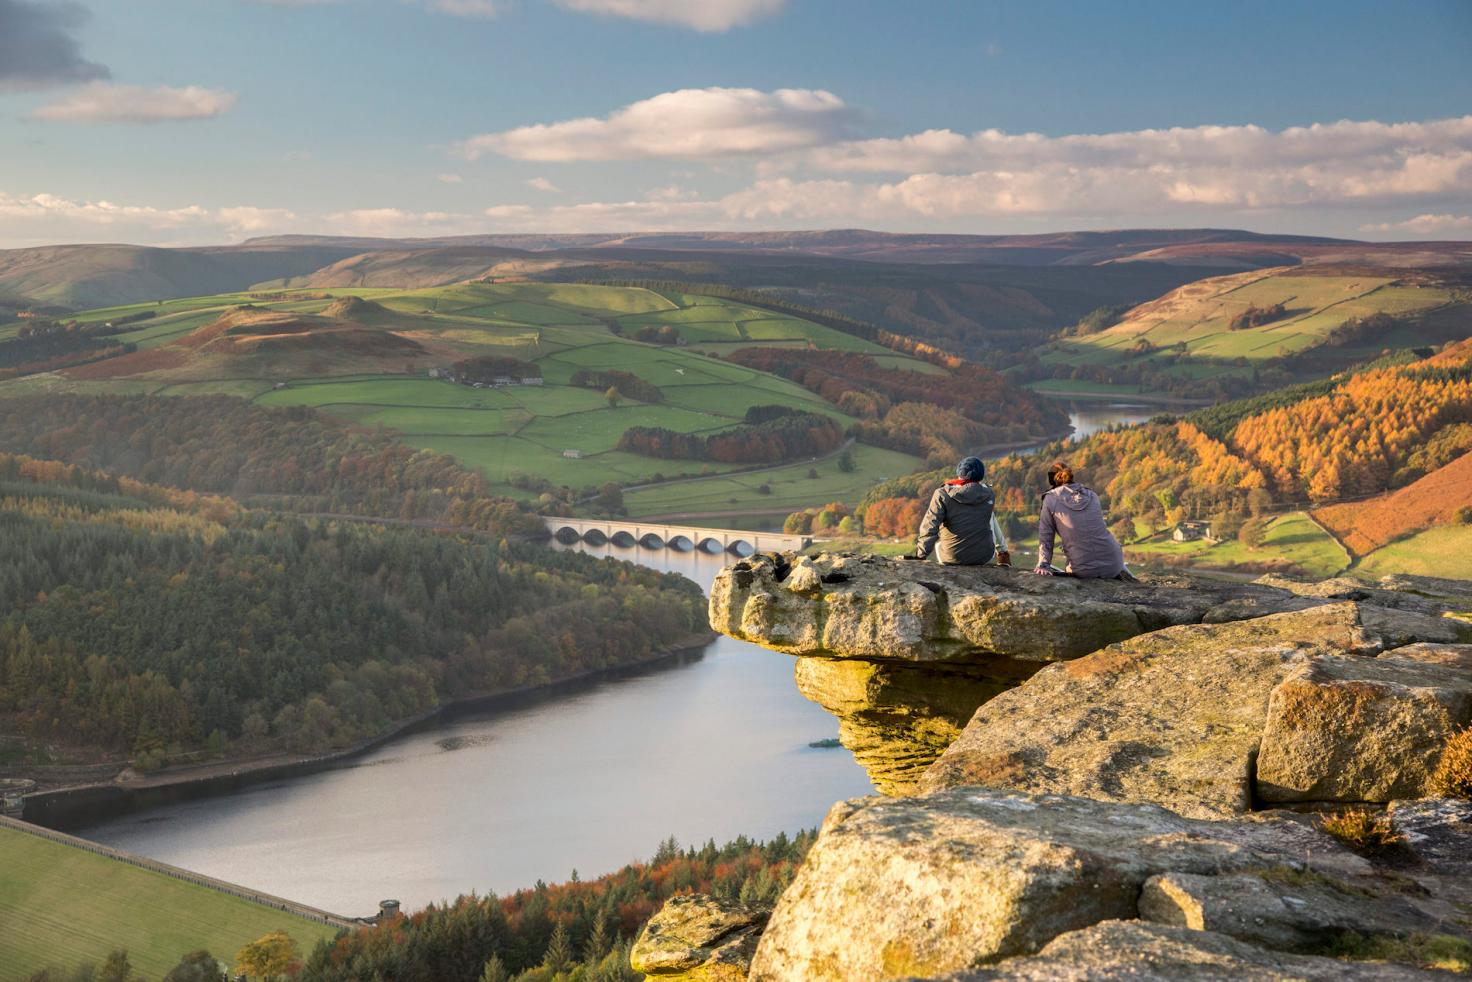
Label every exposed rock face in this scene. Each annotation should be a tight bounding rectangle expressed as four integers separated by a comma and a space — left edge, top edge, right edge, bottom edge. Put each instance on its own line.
1256, 653, 1472, 803
921, 602, 1460, 816
747, 788, 1373, 982
1138, 869, 1436, 954
630, 894, 769, 982
712, 555, 1322, 668
921, 920, 1446, 981
794, 657, 1014, 795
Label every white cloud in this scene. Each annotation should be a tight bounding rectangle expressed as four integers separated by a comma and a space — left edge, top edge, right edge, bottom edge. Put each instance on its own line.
1362, 213, 1472, 236
427, 0, 499, 16
437, 173, 464, 184
32, 83, 237, 123
323, 207, 463, 235
461, 87, 853, 161
0, 191, 305, 244
552, 0, 783, 31
526, 177, 560, 192
0, 191, 208, 227
217, 206, 299, 233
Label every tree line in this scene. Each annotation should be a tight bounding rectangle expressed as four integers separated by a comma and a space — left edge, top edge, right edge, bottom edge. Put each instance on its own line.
569, 369, 661, 404
617, 407, 843, 464
725, 347, 1067, 459
0, 319, 135, 379
451, 356, 543, 383
302, 831, 815, 982
0, 393, 545, 535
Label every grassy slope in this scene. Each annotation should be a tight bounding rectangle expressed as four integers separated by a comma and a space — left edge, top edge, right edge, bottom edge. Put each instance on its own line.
1042, 267, 1459, 383
1355, 523, 1472, 580
0, 825, 339, 978
0, 282, 925, 512
1123, 511, 1350, 579
621, 443, 920, 518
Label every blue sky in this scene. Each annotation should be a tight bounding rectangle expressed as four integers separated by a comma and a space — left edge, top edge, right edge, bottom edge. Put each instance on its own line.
1, 0, 1469, 246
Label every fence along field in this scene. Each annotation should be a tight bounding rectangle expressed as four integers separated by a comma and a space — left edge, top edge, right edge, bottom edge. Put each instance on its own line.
0, 282, 928, 507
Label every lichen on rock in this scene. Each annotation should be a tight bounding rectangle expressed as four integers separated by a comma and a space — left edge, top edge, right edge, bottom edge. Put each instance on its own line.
630, 894, 769, 981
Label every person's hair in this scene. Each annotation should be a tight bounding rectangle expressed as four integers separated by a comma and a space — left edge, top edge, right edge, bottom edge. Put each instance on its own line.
1048, 461, 1075, 487
956, 456, 985, 481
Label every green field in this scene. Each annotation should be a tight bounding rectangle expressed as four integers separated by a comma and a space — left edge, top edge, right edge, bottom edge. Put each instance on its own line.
621, 443, 921, 518
0, 824, 340, 978
1355, 523, 1472, 580
0, 282, 934, 510
1125, 511, 1350, 578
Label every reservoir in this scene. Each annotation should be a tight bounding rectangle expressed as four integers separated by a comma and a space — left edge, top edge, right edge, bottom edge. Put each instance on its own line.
73, 546, 874, 916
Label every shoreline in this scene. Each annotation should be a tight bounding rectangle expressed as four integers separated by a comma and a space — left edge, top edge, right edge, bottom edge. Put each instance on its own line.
21, 629, 717, 830
1031, 387, 1213, 407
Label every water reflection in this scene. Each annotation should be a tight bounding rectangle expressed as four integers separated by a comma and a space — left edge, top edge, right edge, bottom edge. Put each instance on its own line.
74, 545, 872, 915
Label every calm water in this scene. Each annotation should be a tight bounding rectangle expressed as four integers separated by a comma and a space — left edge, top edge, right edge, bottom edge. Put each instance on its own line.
1066, 403, 1158, 440
74, 546, 872, 916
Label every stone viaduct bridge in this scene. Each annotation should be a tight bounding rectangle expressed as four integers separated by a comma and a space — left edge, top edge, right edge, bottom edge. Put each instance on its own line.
545, 517, 809, 555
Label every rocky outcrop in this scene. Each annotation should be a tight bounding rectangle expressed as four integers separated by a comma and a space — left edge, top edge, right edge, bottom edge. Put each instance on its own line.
712, 555, 1324, 668
631, 894, 770, 982
921, 602, 1466, 816
747, 788, 1394, 982
918, 920, 1447, 981
709, 555, 1343, 792
705, 557, 1472, 980
1256, 651, 1472, 803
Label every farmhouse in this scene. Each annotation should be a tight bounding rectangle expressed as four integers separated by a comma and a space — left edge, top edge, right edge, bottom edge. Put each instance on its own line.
521, 376, 544, 385
1172, 520, 1214, 542
562, 450, 582, 459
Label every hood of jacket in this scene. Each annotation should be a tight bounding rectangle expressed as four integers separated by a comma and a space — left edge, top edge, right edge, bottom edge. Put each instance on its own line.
943, 480, 994, 506
1047, 483, 1095, 511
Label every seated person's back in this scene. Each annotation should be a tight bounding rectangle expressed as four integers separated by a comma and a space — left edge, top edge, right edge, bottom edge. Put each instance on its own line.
1035, 462, 1126, 579
912, 456, 1005, 565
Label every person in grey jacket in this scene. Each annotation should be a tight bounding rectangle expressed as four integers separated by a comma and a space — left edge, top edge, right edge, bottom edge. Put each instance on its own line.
1033, 461, 1132, 579
908, 456, 1011, 566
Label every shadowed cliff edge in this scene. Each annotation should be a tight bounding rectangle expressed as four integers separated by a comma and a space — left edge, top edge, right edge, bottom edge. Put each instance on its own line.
632, 555, 1472, 981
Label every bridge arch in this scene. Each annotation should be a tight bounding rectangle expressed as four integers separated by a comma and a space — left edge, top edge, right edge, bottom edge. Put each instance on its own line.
541, 518, 806, 555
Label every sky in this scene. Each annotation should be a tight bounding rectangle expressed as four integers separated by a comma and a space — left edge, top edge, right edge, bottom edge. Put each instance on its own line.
0, 0, 1470, 247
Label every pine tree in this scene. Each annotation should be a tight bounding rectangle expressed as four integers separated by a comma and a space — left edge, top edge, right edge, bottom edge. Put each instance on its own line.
478, 954, 509, 982
543, 922, 574, 973
583, 912, 613, 963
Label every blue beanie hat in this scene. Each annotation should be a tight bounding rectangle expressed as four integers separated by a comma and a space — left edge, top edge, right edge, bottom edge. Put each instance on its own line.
956, 456, 985, 481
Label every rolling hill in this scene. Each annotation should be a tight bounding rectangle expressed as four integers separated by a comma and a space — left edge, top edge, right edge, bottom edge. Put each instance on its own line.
0, 282, 1070, 516
0, 243, 365, 310
1033, 263, 1471, 399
